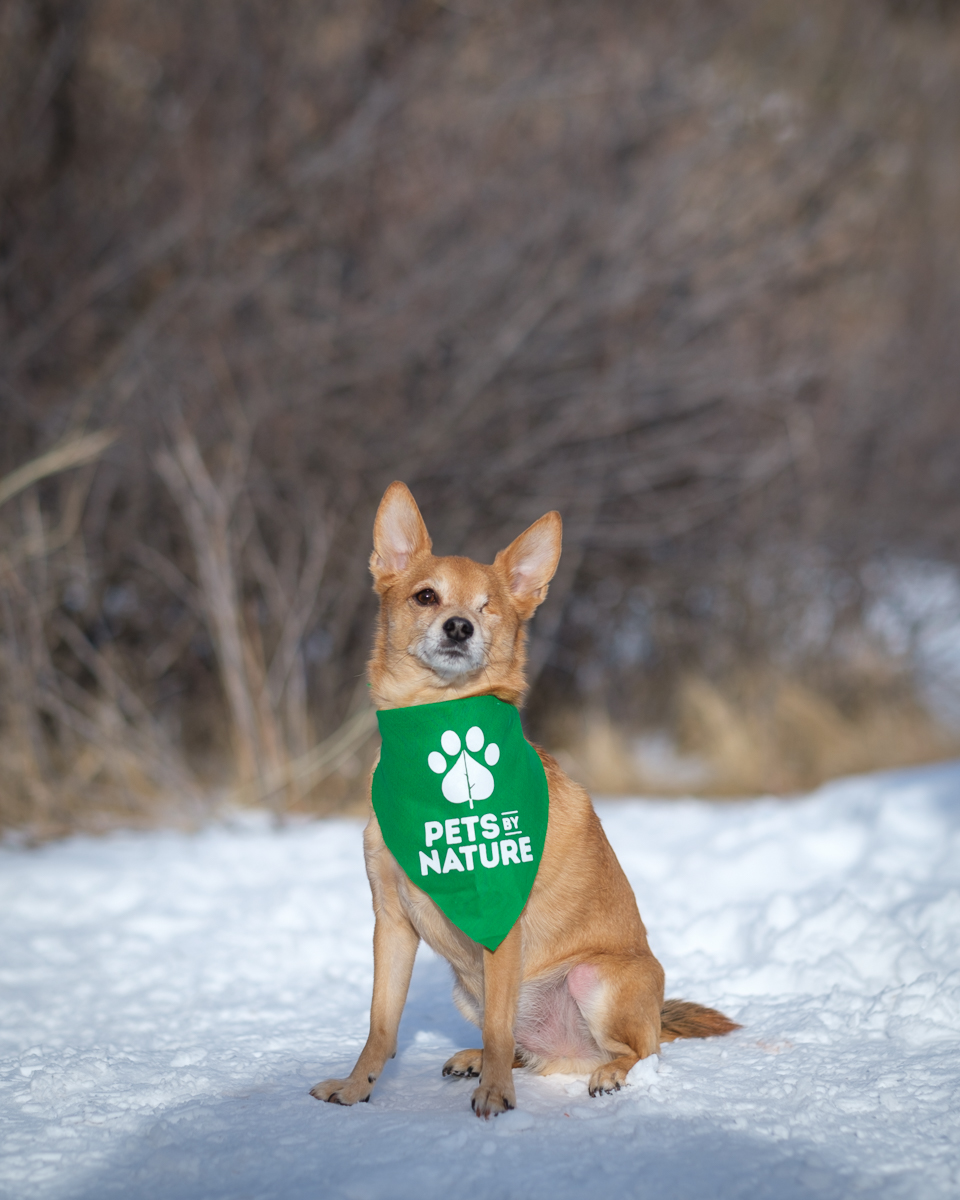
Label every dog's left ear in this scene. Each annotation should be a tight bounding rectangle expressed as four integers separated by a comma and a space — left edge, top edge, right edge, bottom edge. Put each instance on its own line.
494, 511, 562, 618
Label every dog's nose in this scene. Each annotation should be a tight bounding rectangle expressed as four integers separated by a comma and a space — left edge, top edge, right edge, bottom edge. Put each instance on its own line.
443, 616, 474, 643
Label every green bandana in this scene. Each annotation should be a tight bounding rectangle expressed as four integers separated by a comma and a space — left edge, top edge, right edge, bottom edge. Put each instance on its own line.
371, 694, 549, 951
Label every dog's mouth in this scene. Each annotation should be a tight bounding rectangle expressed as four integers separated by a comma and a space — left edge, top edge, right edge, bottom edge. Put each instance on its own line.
415, 635, 485, 680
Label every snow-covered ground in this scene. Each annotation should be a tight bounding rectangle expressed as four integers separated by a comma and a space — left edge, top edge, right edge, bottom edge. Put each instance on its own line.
2, 763, 960, 1200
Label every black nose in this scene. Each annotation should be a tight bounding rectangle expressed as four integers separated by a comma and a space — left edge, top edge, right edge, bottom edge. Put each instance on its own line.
443, 616, 474, 643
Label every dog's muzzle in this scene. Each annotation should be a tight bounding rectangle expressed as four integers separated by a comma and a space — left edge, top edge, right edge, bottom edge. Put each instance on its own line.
417, 615, 484, 678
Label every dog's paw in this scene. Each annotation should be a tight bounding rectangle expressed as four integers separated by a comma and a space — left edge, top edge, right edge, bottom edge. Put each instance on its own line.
442, 1049, 483, 1078
310, 1077, 372, 1105
471, 1080, 516, 1118
588, 1062, 629, 1097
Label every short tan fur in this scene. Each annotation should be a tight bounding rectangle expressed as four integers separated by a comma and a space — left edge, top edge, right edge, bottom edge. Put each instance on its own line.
311, 482, 738, 1118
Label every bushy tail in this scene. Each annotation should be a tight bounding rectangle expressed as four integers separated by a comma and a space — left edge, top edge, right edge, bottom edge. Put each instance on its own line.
660, 998, 741, 1042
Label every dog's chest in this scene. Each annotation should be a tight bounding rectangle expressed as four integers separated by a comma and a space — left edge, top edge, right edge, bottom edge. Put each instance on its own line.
395, 867, 485, 977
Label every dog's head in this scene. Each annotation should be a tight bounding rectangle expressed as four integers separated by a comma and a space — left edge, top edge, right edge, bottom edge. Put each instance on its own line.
367, 482, 562, 708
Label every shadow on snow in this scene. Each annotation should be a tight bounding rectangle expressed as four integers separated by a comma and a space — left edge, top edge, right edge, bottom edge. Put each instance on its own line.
56, 954, 880, 1200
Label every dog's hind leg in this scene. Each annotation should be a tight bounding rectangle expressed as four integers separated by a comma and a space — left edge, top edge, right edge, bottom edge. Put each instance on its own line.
311, 909, 419, 1106
566, 953, 665, 1096
442, 1048, 484, 1078
442, 1048, 525, 1078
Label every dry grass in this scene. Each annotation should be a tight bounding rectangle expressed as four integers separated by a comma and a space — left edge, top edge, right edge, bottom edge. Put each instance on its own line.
551, 670, 958, 798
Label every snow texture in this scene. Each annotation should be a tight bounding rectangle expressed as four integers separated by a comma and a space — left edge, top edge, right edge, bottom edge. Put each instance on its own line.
2, 762, 960, 1199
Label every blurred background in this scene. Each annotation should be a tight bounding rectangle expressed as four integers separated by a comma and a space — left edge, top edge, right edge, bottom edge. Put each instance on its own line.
3, 0, 960, 836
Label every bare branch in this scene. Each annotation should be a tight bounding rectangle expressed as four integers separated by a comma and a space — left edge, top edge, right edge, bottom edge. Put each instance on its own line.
0, 431, 118, 511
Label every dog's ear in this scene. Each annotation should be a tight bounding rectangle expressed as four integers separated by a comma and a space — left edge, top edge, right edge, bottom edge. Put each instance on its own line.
494, 511, 562, 618
370, 481, 432, 588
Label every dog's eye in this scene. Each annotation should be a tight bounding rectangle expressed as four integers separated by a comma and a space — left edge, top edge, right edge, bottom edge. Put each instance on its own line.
414, 588, 438, 606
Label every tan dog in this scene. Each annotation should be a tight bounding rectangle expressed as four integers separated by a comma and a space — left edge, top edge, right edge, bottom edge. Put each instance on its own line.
311, 482, 738, 1118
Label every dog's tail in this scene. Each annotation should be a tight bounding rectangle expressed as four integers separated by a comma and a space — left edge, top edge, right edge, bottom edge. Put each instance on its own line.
660, 998, 741, 1042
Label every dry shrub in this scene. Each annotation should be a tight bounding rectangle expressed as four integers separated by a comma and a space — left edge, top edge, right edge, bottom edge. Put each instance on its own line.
3, 0, 960, 829
0, 439, 203, 837
0, 433, 376, 836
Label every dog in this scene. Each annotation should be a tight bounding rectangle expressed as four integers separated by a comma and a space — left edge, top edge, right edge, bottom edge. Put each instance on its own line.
311, 481, 738, 1118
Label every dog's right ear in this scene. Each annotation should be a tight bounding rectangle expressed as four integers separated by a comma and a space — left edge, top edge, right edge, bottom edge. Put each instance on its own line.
370, 481, 432, 590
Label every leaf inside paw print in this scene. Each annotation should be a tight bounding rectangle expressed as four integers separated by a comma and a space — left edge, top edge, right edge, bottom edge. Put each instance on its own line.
428, 726, 499, 808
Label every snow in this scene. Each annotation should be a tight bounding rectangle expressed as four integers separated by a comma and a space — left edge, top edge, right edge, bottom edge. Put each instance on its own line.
2, 763, 960, 1200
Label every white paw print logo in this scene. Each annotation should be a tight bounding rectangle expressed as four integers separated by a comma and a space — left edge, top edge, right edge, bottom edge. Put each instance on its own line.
428, 727, 500, 809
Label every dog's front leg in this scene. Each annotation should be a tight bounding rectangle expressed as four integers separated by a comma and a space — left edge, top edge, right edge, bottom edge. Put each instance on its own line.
472, 921, 521, 1118
311, 910, 419, 1106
